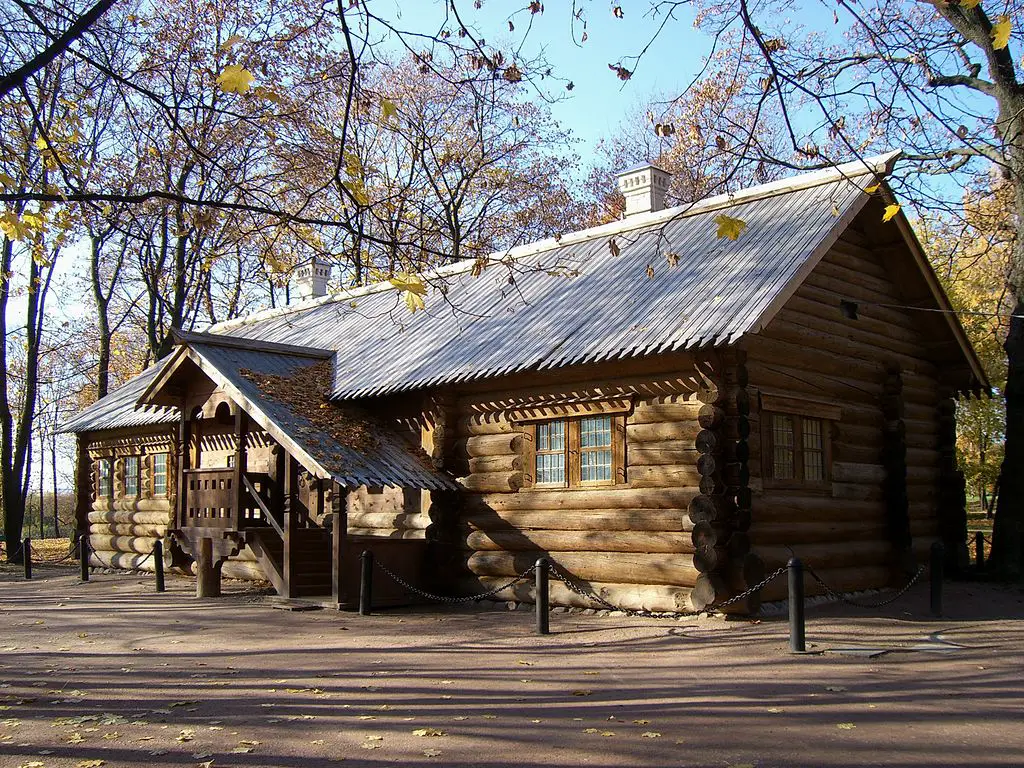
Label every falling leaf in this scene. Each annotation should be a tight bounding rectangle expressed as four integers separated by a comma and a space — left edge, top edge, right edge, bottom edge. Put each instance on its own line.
864, 183, 880, 194
381, 98, 398, 123
608, 63, 632, 80
612, 6, 624, 18
641, 732, 662, 738
837, 722, 857, 730
714, 213, 747, 240
882, 204, 901, 222
217, 64, 253, 94
404, 290, 426, 313
959, 0, 981, 7
992, 16, 1011, 50
412, 728, 446, 737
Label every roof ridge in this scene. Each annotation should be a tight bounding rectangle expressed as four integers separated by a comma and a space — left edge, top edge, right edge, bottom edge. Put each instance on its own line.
208, 151, 900, 335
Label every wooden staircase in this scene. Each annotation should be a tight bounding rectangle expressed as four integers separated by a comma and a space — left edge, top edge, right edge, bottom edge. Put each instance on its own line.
248, 527, 332, 598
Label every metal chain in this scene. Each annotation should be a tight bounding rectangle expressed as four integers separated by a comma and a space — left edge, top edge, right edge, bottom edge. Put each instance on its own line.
549, 563, 788, 618
1, 539, 25, 561
805, 564, 925, 609
374, 559, 538, 604
32, 541, 79, 564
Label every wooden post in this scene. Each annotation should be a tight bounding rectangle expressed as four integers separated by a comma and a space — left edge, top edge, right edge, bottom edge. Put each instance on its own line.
331, 483, 349, 608
74, 435, 92, 551
195, 537, 221, 598
233, 410, 248, 528
282, 454, 296, 599
177, 404, 192, 530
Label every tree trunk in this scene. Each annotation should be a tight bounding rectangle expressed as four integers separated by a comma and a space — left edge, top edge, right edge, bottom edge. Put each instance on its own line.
991, 298, 1024, 578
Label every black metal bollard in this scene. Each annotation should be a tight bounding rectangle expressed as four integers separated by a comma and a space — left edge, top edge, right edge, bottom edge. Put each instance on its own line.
930, 541, 944, 617
535, 557, 550, 635
23, 538, 32, 580
359, 551, 373, 616
788, 557, 805, 653
154, 540, 165, 593
79, 535, 90, 582
975, 531, 985, 571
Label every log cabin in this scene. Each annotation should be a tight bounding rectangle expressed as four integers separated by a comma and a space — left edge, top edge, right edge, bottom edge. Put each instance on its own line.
62, 152, 988, 613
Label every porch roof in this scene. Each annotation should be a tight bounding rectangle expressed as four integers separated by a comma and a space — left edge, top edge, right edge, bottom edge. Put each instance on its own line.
138, 333, 457, 491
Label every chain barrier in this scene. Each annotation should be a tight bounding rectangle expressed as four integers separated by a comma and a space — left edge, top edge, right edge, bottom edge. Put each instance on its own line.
550, 563, 788, 619
805, 564, 925, 609
374, 559, 538, 605
0, 539, 25, 562
31, 541, 79, 565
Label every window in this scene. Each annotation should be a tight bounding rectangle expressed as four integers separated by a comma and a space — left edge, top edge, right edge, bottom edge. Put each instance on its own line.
152, 453, 168, 496
124, 456, 139, 496
524, 414, 625, 488
765, 412, 830, 487
97, 459, 112, 499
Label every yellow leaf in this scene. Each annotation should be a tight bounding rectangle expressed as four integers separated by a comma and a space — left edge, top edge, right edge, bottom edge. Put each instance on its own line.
411, 728, 446, 737
219, 34, 244, 52
217, 65, 253, 94
992, 17, 1011, 50
343, 151, 362, 179
864, 183, 880, 194
343, 180, 368, 206
959, 0, 980, 7
77, 761, 105, 768
389, 272, 427, 295
0, 211, 31, 241
837, 722, 857, 730
882, 203, 901, 222
381, 98, 398, 123
0, 172, 15, 190
713, 213, 747, 241
404, 290, 426, 313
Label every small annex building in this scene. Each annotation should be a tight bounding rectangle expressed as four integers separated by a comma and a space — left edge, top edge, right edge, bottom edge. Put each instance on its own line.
62, 153, 988, 613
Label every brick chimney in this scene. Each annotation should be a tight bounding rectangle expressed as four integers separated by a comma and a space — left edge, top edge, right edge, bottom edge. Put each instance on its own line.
616, 164, 671, 217
293, 257, 331, 300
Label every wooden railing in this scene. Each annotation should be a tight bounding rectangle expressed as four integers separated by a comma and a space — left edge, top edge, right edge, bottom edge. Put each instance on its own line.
182, 468, 237, 529
242, 473, 283, 537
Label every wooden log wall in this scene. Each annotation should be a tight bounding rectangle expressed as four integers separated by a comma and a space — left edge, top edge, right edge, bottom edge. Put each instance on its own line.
746, 228, 949, 601
452, 360, 727, 613
83, 425, 177, 573
346, 485, 428, 538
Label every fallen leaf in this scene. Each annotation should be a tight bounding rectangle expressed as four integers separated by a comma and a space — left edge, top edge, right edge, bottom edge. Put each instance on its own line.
572, 690, 593, 696
825, 686, 848, 692
632, 719, 650, 725
601, 731, 616, 737
412, 728, 446, 737
423, 749, 442, 757
641, 732, 661, 738
837, 722, 857, 730
583, 728, 599, 734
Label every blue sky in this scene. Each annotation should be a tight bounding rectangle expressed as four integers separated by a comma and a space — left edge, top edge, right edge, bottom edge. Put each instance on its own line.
387, 1, 712, 153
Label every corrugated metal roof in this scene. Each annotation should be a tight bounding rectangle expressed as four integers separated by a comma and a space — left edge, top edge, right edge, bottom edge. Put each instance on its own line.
61, 361, 177, 433
215, 165, 879, 399
184, 339, 456, 491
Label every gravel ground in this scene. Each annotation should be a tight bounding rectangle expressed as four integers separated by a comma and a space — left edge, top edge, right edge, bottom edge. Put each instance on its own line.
1, 565, 1022, 768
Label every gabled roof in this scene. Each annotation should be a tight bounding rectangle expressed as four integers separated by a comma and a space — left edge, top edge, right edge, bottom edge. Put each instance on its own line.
136, 333, 456, 491
60, 361, 177, 433
210, 153, 929, 399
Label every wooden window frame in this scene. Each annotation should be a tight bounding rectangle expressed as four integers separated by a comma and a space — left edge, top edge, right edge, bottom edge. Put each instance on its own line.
124, 455, 140, 498
522, 415, 626, 489
96, 458, 113, 500
152, 453, 169, 497
763, 411, 832, 490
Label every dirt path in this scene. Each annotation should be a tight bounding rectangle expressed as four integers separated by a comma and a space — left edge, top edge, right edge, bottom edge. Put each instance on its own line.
1, 567, 1022, 767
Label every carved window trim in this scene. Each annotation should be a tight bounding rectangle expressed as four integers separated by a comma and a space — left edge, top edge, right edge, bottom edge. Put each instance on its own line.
762, 411, 833, 490
521, 414, 626, 489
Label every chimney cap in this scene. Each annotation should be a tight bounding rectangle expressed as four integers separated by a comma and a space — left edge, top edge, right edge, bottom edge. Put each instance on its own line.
292, 256, 332, 301
615, 163, 671, 216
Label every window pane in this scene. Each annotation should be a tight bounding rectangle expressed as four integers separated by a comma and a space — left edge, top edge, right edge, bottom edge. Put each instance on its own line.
536, 451, 565, 484
98, 459, 112, 498
802, 418, 825, 482
580, 415, 612, 449
153, 453, 168, 496
579, 415, 613, 482
125, 457, 139, 496
771, 414, 795, 480
536, 420, 565, 452
581, 448, 612, 482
